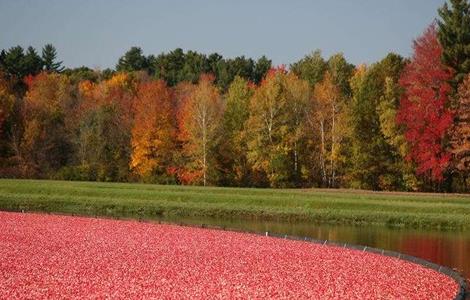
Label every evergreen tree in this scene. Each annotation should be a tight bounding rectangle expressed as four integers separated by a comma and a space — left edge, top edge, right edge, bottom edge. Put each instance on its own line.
180, 50, 207, 83
0, 45, 45, 94
290, 50, 327, 87
253, 56, 272, 84
206, 53, 223, 75
438, 0, 470, 85
24, 46, 44, 75
0, 50, 5, 68
0, 46, 26, 79
153, 48, 185, 86
116, 47, 150, 74
42, 44, 64, 72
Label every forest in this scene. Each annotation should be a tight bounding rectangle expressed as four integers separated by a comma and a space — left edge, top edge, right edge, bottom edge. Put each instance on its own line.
1, 0, 470, 192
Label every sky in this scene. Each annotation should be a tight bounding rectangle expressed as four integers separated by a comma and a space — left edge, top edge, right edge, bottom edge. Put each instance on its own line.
0, 0, 445, 69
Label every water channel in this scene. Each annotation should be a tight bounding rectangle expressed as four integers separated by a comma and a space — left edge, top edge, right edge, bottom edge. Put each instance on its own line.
156, 216, 470, 280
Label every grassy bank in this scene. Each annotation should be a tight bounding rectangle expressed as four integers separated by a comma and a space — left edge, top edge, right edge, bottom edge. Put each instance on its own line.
0, 179, 469, 230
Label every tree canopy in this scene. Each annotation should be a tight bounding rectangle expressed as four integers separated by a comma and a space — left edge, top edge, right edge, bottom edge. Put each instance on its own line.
2, 2, 470, 192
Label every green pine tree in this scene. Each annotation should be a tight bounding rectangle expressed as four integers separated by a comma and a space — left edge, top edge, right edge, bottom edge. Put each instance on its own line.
116, 46, 150, 73
290, 50, 327, 87
42, 44, 64, 73
438, 0, 470, 85
24, 46, 44, 75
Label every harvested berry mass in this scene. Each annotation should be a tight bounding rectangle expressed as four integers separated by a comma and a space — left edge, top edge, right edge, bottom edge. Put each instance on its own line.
0, 212, 459, 299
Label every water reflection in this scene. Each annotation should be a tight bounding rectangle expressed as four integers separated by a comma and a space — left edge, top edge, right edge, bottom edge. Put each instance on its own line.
158, 216, 470, 279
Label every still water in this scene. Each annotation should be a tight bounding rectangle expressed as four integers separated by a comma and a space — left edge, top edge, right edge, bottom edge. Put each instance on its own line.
156, 216, 470, 279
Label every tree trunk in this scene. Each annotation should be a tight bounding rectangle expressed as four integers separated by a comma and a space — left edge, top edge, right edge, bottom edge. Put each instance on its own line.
294, 142, 298, 173
202, 108, 207, 187
320, 119, 327, 186
330, 103, 336, 188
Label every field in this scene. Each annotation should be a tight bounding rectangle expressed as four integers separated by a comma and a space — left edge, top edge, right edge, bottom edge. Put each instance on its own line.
1, 179, 470, 230
0, 212, 459, 299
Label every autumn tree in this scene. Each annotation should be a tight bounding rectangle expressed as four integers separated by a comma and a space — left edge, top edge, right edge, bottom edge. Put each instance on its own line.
177, 74, 223, 185
130, 80, 176, 181
75, 73, 138, 181
372, 54, 420, 190
449, 74, 470, 188
349, 54, 405, 190
219, 76, 254, 186
310, 71, 342, 187
283, 72, 310, 185
63, 66, 100, 83
397, 26, 454, 185
377, 77, 420, 190
20, 72, 73, 176
246, 68, 310, 187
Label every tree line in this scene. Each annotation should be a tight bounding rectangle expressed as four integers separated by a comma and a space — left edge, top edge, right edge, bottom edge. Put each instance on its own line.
1, 0, 470, 192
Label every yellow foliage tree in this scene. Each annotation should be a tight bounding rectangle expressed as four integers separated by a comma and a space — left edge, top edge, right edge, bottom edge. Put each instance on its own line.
246, 68, 310, 187
177, 74, 223, 186
310, 71, 343, 187
21, 72, 73, 174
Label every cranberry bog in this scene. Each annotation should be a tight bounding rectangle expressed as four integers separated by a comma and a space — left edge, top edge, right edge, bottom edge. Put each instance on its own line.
0, 212, 466, 299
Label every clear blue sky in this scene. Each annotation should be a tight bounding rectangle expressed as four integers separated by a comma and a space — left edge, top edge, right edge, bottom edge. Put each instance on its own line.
0, 0, 445, 69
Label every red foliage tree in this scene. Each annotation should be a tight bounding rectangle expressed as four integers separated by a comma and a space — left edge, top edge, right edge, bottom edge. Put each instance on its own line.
397, 25, 454, 182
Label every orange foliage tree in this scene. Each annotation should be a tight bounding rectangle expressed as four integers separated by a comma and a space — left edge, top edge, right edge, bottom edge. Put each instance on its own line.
450, 73, 470, 185
130, 80, 176, 180
77, 73, 137, 124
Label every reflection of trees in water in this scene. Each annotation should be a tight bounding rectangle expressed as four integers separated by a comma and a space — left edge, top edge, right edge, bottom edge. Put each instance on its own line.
158, 215, 470, 279
402, 235, 470, 277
